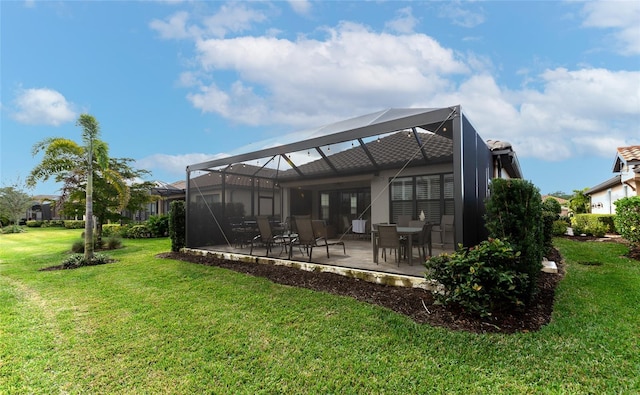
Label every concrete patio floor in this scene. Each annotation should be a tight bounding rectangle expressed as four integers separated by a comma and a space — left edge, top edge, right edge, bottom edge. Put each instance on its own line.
184, 236, 455, 288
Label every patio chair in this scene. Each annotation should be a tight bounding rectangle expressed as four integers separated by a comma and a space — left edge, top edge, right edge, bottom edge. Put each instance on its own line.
411, 222, 433, 263
313, 219, 345, 255
376, 224, 405, 266
294, 217, 329, 262
431, 215, 454, 247
397, 215, 411, 227
250, 216, 284, 257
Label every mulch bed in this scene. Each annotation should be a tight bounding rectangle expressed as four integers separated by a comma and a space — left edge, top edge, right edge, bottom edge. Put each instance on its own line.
157, 247, 566, 334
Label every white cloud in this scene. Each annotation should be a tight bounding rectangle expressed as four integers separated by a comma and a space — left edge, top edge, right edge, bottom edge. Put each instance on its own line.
189, 22, 468, 126
385, 7, 419, 34
149, 11, 192, 40
434, 68, 640, 161
157, 3, 639, 165
438, 2, 486, 28
581, 0, 640, 55
11, 88, 76, 126
201, 3, 268, 38
288, 0, 311, 16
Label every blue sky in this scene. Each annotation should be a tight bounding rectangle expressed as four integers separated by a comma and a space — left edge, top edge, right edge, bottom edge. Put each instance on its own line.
2, 0, 639, 196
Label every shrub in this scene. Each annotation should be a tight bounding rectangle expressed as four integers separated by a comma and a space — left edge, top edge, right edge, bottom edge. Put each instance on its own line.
484, 178, 544, 303
571, 214, 613, 237
26, 220, 43, 227
102, 224, 124, 237
1, 225, 25, 234
425, 238, 529, 317
147, 214, 169, 237
614, 196, 640, 247
71, 240, 85, 253
104, 236, 122, 250
552, 220, 568, 236
123, 224, 151, 239
542, 198, 562, 217
64, 220, 85, 229
169, 200, 186, 252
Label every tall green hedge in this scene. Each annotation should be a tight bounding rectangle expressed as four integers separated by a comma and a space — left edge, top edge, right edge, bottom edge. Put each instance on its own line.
614, 196, 640, 246
169, 200, 186, 252
484, 178, 544, 303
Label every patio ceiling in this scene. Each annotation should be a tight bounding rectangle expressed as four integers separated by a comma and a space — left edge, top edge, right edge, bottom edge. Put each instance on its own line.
187, 106, 458, 183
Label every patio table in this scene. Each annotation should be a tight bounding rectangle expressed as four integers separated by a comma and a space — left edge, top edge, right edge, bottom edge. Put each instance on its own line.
372, 226, 422, 265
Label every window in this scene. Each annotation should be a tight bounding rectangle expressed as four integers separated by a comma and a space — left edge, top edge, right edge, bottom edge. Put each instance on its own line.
320, 193, 330, 219
391, 173, 454, 223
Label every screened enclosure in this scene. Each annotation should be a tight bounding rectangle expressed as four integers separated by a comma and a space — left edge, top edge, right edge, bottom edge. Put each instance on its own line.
185, 106, 522, 250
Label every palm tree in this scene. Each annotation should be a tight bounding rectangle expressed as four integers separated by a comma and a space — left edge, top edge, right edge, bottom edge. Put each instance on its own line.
28, 114, 122, 261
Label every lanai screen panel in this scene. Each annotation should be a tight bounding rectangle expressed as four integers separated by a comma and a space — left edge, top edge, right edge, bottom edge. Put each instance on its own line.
186, 165, 282, 248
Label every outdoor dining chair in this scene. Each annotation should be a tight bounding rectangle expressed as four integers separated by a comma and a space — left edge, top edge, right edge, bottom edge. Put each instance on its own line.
294, 217, 329, 262
250, 216, 284, 257
312, 219, 346, 255
411, 222, 433, 263
376, 224, 405, 266
431, 214, 454, 247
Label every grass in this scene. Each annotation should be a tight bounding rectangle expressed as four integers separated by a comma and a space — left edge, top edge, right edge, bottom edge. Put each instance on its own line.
1, 228, 638, 394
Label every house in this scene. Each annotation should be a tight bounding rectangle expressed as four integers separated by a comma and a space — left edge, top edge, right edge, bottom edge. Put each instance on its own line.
184, 106, 522, 250
27, 195, 62, 221
586, 145, 640, 214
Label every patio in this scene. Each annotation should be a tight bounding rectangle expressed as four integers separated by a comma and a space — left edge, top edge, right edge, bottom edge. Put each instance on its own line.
183, 235, 455, 289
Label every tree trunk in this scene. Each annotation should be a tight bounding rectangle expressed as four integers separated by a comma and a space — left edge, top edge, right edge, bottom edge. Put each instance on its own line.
84, 155, 94, 261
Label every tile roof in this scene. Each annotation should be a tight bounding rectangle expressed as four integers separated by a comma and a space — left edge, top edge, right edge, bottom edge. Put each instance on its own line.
617, 145, 640, 163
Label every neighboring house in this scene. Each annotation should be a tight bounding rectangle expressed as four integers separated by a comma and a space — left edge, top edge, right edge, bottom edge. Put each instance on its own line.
586, 145, 640, 214
124, 181, 185, 221
27, 195, 62, 221
184, 106, 522, 249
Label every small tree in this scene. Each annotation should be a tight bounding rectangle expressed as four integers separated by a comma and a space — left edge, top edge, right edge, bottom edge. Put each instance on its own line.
28, 114, 110, 261
169, 200, 185, 252
569, 188, 590, 214
484, 178, 544, 303
541, 197, 562, 252
0, 181, 33, 229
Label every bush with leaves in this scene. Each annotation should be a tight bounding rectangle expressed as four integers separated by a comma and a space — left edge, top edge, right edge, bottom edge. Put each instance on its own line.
571, 214, 611, 237
123, 224, 151, 239
484, 178, 543, 303
102, 224, 123, 237
64, 220, 85, 229
425, 238, 529, 317
552, 220, 568, 236
1, 225, 25, 234
147, 214, 169, 237
614, 196, 640, 247
104, 235, 122, 250
71, 240, 85, 253
169, 200, 185, 252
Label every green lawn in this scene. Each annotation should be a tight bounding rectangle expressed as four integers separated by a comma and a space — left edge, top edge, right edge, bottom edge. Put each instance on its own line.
1, 228, 638, 394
